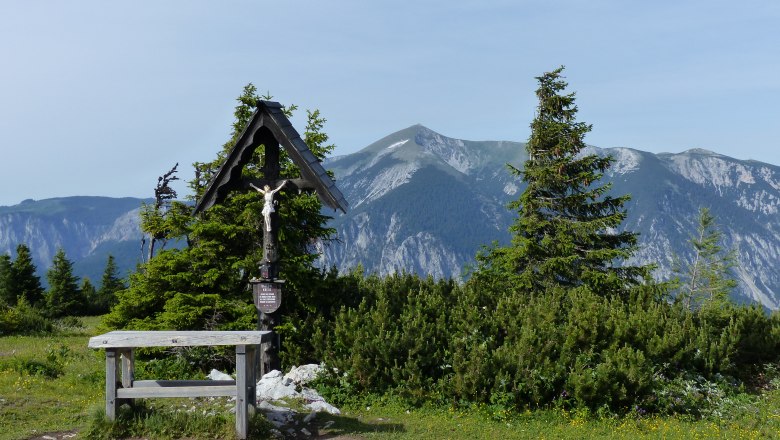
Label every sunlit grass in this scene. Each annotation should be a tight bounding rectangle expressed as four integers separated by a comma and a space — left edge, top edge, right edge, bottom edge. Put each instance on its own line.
0, 316, 104, 440
1, 316, 779, 439
320, 396, 780, 439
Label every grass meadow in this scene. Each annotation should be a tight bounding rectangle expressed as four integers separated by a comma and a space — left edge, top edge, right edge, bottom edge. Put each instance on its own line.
1, 317, 779, 439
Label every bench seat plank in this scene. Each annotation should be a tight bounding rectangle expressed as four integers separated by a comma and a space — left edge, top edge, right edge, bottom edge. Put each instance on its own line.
133, 379, 236, 388
117, 385, 237, 398
88, 330, 271, 348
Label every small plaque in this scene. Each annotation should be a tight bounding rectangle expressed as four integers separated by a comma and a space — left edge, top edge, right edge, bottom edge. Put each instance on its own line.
253, 282, 282, 313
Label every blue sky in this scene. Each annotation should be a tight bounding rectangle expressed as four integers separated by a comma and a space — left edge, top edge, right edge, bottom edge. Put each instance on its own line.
1, 1, 779, 206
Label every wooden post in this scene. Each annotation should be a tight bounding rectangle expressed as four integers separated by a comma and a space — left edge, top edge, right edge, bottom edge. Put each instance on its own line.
105, 349, 118, 420
247, 345, 257, 408
257, 134, 282, 375
120, 349, 134, 388
235, 344, 249, 439
119, 349, 135, 408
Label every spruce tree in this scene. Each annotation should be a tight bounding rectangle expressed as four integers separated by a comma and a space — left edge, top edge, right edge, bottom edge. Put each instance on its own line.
45, 248, 83, 317
676, 207, 737, 309
0, 254, 11, 306
477, 67, 646, 297
9, 244, 44, 306
80, 277, 98, 315
96, 255, 124, 313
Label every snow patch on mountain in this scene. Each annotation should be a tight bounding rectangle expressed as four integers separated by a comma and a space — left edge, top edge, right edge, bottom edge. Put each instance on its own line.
387, 139, 409, 151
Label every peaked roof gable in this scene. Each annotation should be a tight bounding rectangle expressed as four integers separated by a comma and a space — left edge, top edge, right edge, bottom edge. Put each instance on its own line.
193, 101, 348, 214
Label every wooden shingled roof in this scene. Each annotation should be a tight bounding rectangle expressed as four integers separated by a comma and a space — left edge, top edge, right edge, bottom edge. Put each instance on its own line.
193, 101, 348, 215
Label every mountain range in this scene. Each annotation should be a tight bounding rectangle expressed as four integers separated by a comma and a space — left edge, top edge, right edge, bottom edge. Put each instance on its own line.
2, 125, 779, 309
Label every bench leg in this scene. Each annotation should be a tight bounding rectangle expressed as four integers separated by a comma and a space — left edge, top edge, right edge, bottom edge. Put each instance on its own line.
119, 349, 135, 408
236, 344, 249, 439
105, 349, 118, 420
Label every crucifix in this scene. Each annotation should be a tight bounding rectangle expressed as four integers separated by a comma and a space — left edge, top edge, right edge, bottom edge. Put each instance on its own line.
193, 101, 348, 376
250, 181, 289, 232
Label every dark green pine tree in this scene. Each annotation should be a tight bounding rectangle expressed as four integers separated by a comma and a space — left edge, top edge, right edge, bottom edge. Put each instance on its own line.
9, 244, 45, 306
80, 277, 98, 314
477, 67, 647, 297
45, 248, 83, 317
96, 255, 125, 314
0, 253, 12, 306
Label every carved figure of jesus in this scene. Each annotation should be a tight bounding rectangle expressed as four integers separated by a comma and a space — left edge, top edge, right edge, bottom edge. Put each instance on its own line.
250, 181, 288, 232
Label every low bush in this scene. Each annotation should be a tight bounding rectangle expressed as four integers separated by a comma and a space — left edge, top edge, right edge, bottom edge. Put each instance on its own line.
0, 344, 71, 378
319, 272, 780, 416
0, 298, 53, 336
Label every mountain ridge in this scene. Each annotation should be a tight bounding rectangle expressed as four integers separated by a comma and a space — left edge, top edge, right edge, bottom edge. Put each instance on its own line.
321, 124, 780, 309
2, 125, 778, 309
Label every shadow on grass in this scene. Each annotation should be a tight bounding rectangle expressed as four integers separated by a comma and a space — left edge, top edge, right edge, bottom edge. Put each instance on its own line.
317, 413, 406, 438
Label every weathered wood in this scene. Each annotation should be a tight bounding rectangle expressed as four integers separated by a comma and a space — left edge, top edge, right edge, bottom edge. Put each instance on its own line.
88, 330, 271, 348
236, 344, 249, 439
132, 379, 236, 388
90, 331, 262, 439
105, 349, 118, 420
244, 178, 316, 192
117, 386, 237, 399
192, 100, 348, 215
246, 345, 257, 408
120, 349, 134, 388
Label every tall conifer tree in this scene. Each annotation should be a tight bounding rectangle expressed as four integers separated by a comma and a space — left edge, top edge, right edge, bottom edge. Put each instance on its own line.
477, 67, 647, 297
97, 255, 124, 313
46, 248, 83, 317
9, 244, 44, 306
676, 207, 737, 309
0, 254, 12, 306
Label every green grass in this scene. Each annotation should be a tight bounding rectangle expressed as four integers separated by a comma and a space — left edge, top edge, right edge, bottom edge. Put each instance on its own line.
2, 318, 780, 439
0, 316, 104, 440
319, 396, 780, 439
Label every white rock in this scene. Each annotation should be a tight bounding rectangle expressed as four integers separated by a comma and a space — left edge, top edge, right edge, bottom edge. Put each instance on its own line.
300, 427, 312, 436
305, 400, 341, 415
284, 364, 323, 385
207, 369, 233, 381
262, 369, 283, 379
303, 411, 316, 423
257, 372, 299, 401
300, 387, 324, 402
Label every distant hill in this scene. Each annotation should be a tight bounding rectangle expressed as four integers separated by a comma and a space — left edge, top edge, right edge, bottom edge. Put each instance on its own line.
0, 196, 149, 285
3, 126, 780, 310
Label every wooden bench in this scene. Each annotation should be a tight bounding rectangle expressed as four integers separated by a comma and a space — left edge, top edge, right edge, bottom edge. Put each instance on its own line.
88, 330, 272, 439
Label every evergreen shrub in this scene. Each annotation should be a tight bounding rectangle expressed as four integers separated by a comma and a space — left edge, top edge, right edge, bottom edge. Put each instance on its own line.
0, 297, 53, 335
321, 270, 780, 414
